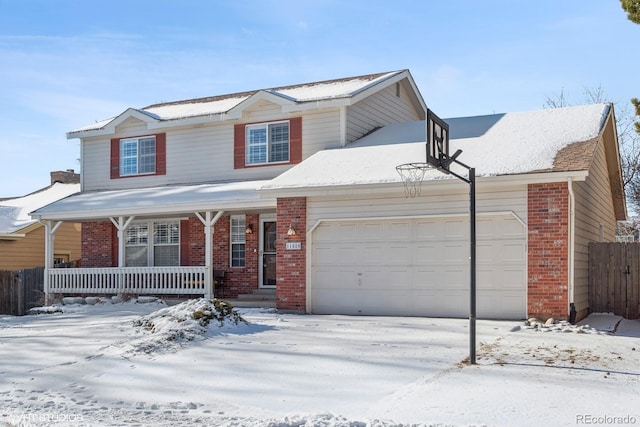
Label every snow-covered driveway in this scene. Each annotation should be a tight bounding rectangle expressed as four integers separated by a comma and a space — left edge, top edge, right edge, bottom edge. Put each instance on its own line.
1, 301, 639, 426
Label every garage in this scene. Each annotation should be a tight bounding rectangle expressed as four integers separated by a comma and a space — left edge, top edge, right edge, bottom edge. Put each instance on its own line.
310, 214, 526, 319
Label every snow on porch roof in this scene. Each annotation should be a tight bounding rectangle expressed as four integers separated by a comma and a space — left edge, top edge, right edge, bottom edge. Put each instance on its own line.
69, 70, 403, 135
260, 103, 611, 191
30, 180, 274, 221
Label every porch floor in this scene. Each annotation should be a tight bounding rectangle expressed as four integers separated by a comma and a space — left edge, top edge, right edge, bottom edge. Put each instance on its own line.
224, 288, 276, 309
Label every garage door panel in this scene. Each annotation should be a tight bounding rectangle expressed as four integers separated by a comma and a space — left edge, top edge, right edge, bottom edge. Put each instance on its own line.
387, 221, 411, 239
388, 270, 412, 289
311, 215, 526, 319
413, 291, 467, 317
478, 291, 526, 319
314, 268, 360, 288
314, 245, 360, 265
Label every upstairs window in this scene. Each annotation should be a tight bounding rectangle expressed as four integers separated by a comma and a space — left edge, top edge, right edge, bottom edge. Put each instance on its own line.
111, 133, 166, 179
245, 121, 289, 165
120, 136, 156, 176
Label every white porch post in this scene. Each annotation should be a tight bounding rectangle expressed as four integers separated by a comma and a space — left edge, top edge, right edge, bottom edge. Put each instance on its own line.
195, 210, 224, 299
42, 220, 63, 305
110, 216, 135, 267
109, 216, 135, 292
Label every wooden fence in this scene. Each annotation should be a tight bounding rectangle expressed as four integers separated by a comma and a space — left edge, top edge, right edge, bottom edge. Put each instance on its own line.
589, 242, 640, 319
0, 266, 45, 316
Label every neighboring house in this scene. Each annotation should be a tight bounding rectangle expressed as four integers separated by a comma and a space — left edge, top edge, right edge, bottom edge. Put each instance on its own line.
31, 70, 625, 321
1, 170, 81, 270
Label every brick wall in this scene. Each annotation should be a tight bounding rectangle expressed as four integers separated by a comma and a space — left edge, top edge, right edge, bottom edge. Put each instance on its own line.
276, 197, 306, 312
212, 214, 260, 298
82, 222, 115, 267
528, 182, 569, 319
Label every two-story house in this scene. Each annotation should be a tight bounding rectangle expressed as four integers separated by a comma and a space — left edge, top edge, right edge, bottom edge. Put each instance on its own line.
32, 69, 625, 321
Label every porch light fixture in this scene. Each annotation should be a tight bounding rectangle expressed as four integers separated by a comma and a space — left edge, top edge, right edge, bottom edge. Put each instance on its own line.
287, 224, 296, 236
245, 224, 253, 234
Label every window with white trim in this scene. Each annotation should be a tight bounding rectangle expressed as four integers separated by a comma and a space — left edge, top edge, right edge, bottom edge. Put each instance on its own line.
125, 220, 179, 267
120, 136, 156, 176
231, 215, 246, 267
245, 121, 289, 165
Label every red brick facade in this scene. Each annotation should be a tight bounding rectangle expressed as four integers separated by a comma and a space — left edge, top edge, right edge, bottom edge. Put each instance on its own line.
82, 222, 116, 267
527, 182, 569, 320
276, 197, 307, 312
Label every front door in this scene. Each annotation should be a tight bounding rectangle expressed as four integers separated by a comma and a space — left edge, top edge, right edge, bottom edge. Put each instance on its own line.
260, 219, 277, 288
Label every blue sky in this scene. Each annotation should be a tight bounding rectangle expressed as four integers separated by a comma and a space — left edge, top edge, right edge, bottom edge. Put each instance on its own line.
0, 0, 638, 196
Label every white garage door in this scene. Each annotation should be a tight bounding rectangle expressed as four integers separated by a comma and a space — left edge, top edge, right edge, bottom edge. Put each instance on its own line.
311, 215, 526, 319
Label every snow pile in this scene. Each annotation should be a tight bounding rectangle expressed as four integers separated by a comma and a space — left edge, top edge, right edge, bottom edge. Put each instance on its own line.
129, 298, 246, 354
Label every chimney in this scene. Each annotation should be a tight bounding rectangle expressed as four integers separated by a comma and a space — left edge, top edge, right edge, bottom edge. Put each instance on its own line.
50, 169, 80, 185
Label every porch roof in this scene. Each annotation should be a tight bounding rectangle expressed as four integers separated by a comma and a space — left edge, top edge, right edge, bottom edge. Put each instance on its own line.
30, 180, 274, 221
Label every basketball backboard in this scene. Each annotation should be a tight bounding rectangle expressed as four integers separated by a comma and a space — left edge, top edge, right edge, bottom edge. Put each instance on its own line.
426, 109, 450, 172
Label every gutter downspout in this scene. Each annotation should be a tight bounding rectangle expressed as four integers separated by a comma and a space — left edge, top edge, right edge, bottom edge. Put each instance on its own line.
567, 178, 576, 321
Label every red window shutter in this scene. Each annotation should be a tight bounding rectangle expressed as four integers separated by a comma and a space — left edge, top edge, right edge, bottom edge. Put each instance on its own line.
180, 220, 189, 266
289, 117, 302, 164
155, 133, 166, 175
110, 138, 120, 179
234, 124, 246, 169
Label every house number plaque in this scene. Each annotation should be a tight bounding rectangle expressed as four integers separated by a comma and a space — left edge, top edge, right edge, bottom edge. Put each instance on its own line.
285, 241, 302, 251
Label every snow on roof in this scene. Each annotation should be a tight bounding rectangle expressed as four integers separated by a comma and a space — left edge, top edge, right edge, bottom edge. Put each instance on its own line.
269, 72, 395, 102
31, 180, 273, 220
143, 95, 250, 122
70, 71, 401, 133
0, 183, 80, 234
261, 103, 610, 190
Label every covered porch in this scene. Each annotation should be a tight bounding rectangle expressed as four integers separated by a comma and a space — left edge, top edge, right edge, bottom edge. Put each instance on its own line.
30, 181, 276, 304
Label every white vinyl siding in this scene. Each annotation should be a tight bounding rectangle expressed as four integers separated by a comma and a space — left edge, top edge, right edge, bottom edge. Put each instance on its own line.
573, 138, 618, 315
346, 82, 422, 143
81, 105, 341, 191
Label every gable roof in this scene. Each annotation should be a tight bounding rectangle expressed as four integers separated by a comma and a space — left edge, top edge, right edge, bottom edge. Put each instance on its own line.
260, 103, 613, 190
68, 70, 423, 138
0, 182, 80, 238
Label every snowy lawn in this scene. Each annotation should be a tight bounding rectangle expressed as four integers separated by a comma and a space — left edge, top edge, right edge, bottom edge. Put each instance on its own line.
0, 299, 639, 427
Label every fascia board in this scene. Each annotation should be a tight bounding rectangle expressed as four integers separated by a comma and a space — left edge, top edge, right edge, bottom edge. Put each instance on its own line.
227, 90, 296, 115
31, 198, 277, 222
349, 70, 406, 105
0, 233, 26, 240
67, 108, 159, 139
258, 170, 590, 198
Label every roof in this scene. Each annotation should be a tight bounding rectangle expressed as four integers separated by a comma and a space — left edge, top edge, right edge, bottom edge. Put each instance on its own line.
69, 70, 416, 137
261, 103, 612, 191
30, 181, 274, 221
0, 183, 80, 236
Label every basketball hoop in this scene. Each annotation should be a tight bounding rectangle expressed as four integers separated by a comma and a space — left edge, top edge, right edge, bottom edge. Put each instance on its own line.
396, 162, 433, 198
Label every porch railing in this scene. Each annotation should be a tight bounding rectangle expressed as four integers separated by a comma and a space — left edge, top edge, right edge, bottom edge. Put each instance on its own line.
48, 267, 210, 296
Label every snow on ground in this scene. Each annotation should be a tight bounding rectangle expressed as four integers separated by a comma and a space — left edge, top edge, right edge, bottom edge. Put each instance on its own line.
1, 299, 639, 427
